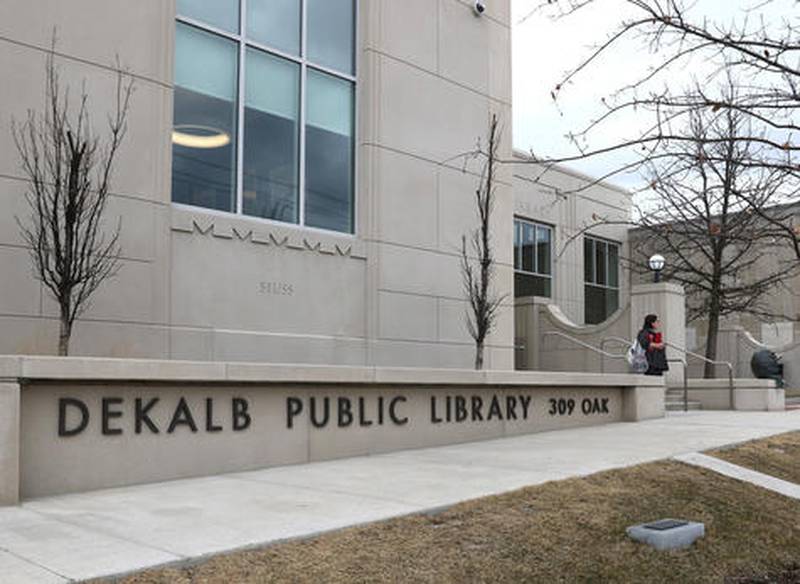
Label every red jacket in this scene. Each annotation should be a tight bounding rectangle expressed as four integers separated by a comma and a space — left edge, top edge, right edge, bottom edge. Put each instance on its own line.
646, 331, 663, 351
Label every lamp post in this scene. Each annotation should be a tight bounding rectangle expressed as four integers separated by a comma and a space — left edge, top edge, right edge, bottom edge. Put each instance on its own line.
648, 254, 666, 283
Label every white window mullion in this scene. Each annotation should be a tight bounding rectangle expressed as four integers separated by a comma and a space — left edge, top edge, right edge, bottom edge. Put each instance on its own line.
245, 38, 304, 67
307, 62, 357, 84
176, 15, 241, 43
235, 0, 247, 214
299, 0, 308, 226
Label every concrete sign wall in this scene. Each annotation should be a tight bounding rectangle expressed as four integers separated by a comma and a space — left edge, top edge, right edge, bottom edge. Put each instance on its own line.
0, 356, 664, 504
21, 383, 622, 499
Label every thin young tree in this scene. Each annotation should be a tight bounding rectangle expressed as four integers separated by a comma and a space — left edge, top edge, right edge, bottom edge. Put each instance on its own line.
13, 47, 133, 356
631, 98, 799, 376
461, 114, 507, 370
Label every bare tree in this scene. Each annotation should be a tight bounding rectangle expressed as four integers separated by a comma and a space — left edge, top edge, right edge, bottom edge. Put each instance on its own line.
13, 46, 133, 356
630, 96, 800, 376
520, 0, 800, 257
461, 114, 506, 370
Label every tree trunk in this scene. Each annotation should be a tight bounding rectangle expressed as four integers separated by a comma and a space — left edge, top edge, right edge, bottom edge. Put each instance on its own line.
704, 311, 720, 379
704, 267, 723, 378
58, 308, 72, 357
475, 341, 485, 370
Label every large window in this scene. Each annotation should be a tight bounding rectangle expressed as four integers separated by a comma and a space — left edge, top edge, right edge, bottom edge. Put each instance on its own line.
584, 236, 620, 324
172, 0, 356, 233
514, 219, 553, 298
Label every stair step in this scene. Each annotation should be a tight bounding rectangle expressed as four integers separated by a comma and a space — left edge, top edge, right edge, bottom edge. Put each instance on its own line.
666, 400, 702, 411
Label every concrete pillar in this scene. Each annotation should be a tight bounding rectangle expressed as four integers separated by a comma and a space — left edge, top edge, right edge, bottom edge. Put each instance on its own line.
514, 297, 547, 370
622, 383, 666, 421
631, 283, 686, 385
0, 382, 20, 506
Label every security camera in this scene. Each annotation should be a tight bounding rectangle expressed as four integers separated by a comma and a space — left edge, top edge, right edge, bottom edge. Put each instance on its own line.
473, 1, 486, 16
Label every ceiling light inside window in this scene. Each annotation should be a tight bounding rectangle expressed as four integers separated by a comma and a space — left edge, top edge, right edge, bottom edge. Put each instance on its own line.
172, 125, 231, 149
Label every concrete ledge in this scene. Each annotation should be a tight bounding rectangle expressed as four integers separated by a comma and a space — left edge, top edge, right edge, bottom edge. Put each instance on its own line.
735, 388, 785, 411
677, 379, 776, 389
668, 379, 783, 411
0, 382, 20, 505
0, 355, 664, 388
630, 282, 685, 298
623, 385, 665, 422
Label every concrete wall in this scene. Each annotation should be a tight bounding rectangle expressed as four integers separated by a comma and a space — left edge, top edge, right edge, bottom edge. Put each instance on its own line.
0, 356, 664, 503
515, 297, 632, 374
515, 283, 686, 381
0, 0, 515, 368
668, 379, 784, 411
706, 326, 800, 390
0, 0, 175, 358
512, 155, 632, 324
360, 0, 514, 369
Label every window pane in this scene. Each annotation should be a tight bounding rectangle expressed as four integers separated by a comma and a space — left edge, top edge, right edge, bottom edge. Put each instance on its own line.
172, 24, 238, 212
521, 223, 535, 272
595, 240, 607, 285
608, 243, 619, 288
513, 220, 521, 270
585, 285, 605, 325
177, 0, 239, 33
515, 273, 551, 298
305, 70, 354, 232
247, 0, 300, 56
308, 0, 355, 74
243, 49, 300, 223
606, 288, 620, 316
536, 226, 552, 275
584, 238, 594, 283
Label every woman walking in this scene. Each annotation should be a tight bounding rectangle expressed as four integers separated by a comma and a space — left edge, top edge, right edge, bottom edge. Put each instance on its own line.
637, 314, 669, 376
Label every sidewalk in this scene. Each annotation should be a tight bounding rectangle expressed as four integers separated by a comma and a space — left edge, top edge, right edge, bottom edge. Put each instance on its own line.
2, 410, 800, 583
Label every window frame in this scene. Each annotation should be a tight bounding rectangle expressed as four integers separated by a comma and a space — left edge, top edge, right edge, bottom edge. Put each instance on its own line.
174, 0, 358, 235
513, 217, 554, 298
583, 235, 621, 323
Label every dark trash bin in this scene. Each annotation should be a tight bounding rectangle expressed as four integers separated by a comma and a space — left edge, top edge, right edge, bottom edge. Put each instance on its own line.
751, 349, 784, 388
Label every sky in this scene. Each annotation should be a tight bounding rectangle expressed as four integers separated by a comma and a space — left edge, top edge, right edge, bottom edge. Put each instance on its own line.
511, 0, 792, 191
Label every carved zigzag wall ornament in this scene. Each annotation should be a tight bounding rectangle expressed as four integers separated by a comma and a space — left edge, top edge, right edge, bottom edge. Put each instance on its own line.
170, 211, 367, 260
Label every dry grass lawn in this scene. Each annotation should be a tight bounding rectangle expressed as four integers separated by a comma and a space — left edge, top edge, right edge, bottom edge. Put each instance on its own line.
105, 456, 800, 584
711, 431, 800, 486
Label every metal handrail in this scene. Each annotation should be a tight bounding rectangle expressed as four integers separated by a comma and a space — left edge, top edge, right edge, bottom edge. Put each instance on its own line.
663, 341, 735, 411
601, 336, 689, 412
665, 342, 734, 375
601, 336, 735, 411
542, 331, 628, 361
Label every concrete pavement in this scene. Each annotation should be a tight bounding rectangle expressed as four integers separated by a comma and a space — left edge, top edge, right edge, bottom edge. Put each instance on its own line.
2, 410, 800, 583
676, 452, 800, 499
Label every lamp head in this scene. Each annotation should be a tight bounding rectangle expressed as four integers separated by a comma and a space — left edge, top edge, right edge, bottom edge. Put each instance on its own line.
648, 254, 666, 272
647, 253, 667, 282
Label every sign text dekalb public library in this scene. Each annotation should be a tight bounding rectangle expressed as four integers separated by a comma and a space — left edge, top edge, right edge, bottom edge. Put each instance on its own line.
57, 392, 612, 436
